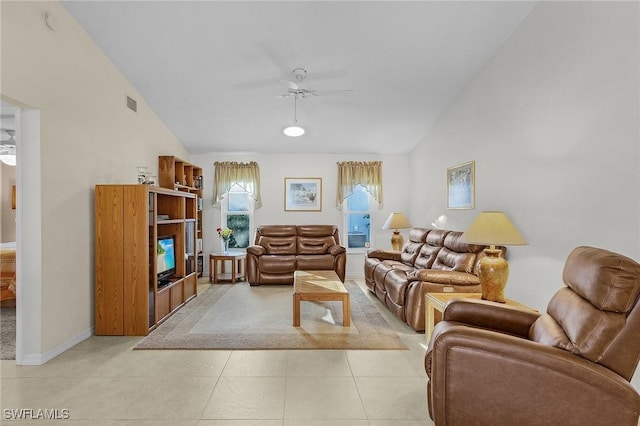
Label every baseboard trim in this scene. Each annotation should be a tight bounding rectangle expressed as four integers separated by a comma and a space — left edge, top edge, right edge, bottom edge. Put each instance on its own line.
18, 326, 93, 366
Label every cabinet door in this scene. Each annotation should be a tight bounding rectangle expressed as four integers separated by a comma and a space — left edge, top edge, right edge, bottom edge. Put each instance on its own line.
95, 186, 124, 335
123, 185, 150, 335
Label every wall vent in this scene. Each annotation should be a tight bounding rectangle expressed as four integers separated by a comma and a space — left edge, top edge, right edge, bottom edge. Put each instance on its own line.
126, 95, 137, 112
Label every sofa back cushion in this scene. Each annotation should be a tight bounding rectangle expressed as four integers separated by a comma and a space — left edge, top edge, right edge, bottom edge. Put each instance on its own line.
296, 225, 340, 255
431, 232, 483, 273
401, 228, 429, 266
255, 225, 297, 255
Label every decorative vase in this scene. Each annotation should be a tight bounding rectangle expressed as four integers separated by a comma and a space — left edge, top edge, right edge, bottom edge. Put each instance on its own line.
223, 239, 229, 254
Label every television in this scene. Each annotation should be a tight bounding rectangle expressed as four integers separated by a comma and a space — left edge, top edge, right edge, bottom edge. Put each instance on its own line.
157, 235, 177, 285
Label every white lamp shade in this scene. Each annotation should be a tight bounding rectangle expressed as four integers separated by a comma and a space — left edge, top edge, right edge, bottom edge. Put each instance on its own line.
459, 211, 527, 245
283, 126, 305, 137
382, 212, 412, 230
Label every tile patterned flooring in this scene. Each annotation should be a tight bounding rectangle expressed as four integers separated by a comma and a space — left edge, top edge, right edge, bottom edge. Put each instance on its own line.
0, 279, 434, 425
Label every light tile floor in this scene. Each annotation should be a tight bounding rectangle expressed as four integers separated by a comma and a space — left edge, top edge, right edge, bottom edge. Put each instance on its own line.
0, 278, 434, 425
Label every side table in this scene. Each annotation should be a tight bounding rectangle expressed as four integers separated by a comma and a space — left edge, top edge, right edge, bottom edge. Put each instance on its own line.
425, 292, 535, 341
209, 252, 246, 284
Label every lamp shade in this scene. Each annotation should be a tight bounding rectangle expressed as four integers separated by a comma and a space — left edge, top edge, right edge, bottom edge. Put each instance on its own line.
459, 211, 527, 246
382, 212, 412, 230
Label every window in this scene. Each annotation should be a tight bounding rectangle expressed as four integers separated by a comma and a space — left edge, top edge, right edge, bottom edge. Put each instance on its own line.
343, 184, 374, 251
221, 183, 254, 249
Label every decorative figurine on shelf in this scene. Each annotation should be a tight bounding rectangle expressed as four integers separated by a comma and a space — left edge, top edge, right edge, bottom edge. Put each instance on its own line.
216, 227, 233, 254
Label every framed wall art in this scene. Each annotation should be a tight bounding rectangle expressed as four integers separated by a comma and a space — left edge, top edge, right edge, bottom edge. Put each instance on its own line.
284, 177, 322, 211
447, 161, 475, 209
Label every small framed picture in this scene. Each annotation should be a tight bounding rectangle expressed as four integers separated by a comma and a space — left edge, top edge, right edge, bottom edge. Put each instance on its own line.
447, 161, 475, 209
284, 177, 322, 211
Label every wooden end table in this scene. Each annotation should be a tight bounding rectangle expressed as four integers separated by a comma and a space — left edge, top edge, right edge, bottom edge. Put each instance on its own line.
209, 252, 246, 283
425, 292, 535, 341
293, 270, 350, 327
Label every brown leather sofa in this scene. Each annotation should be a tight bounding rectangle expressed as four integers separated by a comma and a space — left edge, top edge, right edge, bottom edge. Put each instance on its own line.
365, 228, 496, 331
425, 246, 640, 426
246, 225, 346, 285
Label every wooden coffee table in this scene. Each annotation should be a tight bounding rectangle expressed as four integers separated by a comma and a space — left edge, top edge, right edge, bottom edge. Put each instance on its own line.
293, 270, 350, 327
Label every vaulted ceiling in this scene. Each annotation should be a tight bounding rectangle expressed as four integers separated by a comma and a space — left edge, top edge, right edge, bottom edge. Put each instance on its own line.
62, 1, 537, 154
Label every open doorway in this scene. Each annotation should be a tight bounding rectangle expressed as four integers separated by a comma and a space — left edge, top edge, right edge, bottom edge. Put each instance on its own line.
0, 101, 19, 359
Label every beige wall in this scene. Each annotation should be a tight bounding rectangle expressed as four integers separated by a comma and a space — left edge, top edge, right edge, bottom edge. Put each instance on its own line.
1, 1, 189, 361
409, 2, 640, 388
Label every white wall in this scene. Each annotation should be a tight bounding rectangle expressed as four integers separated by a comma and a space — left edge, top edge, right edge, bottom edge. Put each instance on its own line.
409, 2, 640, 388
191, 152, 411, 277
1, 1, 189, 361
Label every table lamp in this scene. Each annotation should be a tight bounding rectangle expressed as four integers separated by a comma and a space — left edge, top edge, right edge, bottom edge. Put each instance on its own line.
459, 211, 527, 303
382, 212, 412, 251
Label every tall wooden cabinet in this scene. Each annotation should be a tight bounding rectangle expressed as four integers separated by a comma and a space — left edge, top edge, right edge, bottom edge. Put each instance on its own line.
95, 184, 198, 336
158, 156, 203, 275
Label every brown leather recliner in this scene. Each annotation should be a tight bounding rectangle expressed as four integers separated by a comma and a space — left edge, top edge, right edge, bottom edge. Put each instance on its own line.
425, 246, 640, 426
246, 225, 346, 285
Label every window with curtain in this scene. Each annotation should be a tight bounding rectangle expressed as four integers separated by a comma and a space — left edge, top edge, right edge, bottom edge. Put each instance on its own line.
213, 161, 261, 250
337, 161, 383, 251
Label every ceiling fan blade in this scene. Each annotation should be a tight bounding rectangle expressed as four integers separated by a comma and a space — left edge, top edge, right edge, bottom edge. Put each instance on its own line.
280, 80, 299, 90
311, 89, 354, 96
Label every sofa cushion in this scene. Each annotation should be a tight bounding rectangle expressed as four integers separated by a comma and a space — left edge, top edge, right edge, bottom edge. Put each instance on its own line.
258, 236, 297, 255
432, 248, 476, 273
297, 254, 335, 270
297, 236, 336, 255
414, 245, 441, 269
258, 255, 296, 273
426, 229, 449, 246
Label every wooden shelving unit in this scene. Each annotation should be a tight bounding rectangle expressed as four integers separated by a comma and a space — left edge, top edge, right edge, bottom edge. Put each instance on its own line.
158, 156, 203, 276
94, 184, 198, 336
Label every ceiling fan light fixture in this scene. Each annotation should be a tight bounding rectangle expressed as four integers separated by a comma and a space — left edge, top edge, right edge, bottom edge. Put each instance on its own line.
283, 125, 305, 137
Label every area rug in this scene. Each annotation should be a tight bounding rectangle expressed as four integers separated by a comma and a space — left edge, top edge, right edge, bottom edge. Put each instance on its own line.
135, 280, 407, 350
1, 306, 16, 360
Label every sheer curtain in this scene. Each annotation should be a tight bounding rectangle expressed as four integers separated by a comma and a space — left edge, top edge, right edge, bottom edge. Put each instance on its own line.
212, 161, 262, 208
336, 161, 383, 207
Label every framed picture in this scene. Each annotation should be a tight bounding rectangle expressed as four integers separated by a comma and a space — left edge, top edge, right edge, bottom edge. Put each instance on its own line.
284, 177, 322, 211
447, 161, 475, 209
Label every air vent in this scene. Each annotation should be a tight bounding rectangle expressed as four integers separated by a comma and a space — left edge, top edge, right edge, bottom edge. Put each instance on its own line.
126, 95, 137, 112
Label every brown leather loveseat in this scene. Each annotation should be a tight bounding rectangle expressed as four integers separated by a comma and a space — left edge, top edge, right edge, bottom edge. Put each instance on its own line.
365, 227, 496, 331
246, 225, 346, 285
425, 246, 640, 425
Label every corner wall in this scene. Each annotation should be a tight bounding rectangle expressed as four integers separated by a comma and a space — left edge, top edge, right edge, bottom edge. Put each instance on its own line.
1, 1, 189, 361
409, 2, 639, 388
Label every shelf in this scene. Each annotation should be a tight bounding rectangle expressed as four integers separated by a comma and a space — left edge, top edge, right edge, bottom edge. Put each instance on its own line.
157, 219, 185, 225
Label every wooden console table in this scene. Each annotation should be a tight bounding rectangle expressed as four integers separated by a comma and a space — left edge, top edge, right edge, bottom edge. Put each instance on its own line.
209, 252, 246, 283
425, 292, 535, 341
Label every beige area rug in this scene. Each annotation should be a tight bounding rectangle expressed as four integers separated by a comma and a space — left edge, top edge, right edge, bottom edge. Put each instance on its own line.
135, 280, 407, 350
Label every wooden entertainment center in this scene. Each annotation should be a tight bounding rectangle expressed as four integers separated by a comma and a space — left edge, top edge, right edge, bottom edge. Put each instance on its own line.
94, 184, 198, 336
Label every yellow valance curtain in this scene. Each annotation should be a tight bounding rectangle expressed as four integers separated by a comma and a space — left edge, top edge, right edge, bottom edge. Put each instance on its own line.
336, 161, 383, 207
213, 161, 262, 208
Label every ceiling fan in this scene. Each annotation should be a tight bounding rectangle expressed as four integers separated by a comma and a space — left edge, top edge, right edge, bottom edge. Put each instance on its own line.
278, 68, 353, 99
0, 129, 16, 166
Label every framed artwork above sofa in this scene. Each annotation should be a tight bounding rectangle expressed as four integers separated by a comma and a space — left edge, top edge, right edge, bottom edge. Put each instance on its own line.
284, 177, 322, 211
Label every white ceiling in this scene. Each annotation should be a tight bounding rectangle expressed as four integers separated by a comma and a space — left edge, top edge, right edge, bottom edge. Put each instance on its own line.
62, 1, 536, 155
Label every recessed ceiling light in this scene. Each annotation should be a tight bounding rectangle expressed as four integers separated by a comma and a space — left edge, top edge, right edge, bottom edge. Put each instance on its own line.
283, 126, 305, 137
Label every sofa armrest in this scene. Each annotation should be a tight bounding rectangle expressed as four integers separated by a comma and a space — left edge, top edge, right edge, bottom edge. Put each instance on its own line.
328, 245, 346, 255
366, 249, 401, 261
246, 245, 266, 256
442, 298, 540, 338
407, 269, 480, 285
425, 323, 640, 426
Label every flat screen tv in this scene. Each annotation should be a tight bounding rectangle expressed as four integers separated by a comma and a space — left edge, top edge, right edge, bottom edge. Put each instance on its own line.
157, 235, 176, 285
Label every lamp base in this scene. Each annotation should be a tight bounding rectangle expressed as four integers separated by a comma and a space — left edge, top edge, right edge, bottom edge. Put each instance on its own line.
478, 248, 509, 303
390, 231, 404, 251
